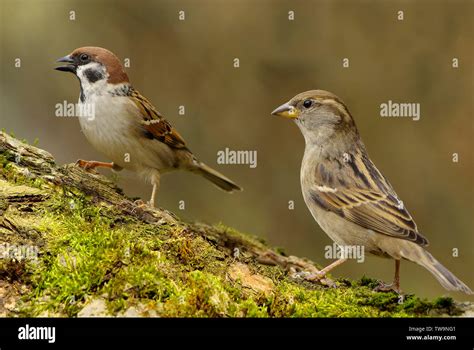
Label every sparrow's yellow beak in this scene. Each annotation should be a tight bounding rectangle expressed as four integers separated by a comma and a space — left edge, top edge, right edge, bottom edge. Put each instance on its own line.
271, 102, 299, 119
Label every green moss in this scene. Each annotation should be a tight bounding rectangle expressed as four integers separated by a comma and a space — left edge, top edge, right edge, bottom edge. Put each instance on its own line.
356, 275, 380, 289
0, 153, 9, 168
399, 295, 433, 314
361, 295, 403, 314
0, 159, 48, 191
269, 282, 397, 317
433, 296, 454, 309
431, 296, 459, 315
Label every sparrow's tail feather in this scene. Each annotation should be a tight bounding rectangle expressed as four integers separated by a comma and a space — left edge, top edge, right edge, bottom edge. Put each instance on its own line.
404, 245, 472, 294
193, 162, 242, 193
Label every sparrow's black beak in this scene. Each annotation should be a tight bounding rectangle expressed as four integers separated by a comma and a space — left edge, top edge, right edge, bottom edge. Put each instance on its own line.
55, 55, 76, 73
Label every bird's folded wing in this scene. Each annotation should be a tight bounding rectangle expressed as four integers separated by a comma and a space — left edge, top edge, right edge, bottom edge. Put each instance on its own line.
130, 89, 187, 150
311, 154, 429, 246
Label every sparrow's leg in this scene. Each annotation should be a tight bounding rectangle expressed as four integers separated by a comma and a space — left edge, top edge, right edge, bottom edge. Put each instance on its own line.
76, 159, 114, 171
393, 259, 400, 290
256, 251, 335, 287
374, 260, 402, 293
305, 258, 348, 281
148, 173, 160, 207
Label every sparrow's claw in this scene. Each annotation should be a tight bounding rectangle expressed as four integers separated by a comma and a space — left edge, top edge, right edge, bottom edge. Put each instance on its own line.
75, 159, 114, 172
256, 251, 336, 287
296, 258, 346, 283
374, 281, 402, 295
301, 271, 326, 281
75, 159, 94, 171
133, 199, 146, 207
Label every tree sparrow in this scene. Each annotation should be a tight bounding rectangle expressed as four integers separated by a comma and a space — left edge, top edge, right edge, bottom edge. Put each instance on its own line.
55, 47, 241, 206
272, 90, 472, 294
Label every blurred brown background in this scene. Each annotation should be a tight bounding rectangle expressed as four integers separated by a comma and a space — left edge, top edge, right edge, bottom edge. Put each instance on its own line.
1, 0, 472, 299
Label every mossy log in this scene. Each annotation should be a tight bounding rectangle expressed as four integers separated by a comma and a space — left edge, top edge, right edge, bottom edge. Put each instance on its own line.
0, 131, 472, 317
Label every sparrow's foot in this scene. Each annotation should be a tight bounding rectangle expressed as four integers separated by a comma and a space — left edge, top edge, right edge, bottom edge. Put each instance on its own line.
256, 251, 336, 287
132, 199, 158, 210
128, 199, 149, 216
375, 260, 402, 295
300, 258, 347, 282
303, 271, 327, 281
133, 199, 146, 207
374, 281, 402, 295
76, 159, 114, 172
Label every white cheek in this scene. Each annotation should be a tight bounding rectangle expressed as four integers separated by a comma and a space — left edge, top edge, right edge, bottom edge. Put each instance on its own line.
76, 62, 109, 99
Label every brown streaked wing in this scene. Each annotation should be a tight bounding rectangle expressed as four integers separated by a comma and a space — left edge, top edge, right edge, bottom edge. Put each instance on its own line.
131, 89, 187, 150
311, 153, 429, 247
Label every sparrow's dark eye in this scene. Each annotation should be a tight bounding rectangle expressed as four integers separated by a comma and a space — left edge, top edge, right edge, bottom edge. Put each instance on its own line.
303, 99, 313, 109
79, 53, 90, 63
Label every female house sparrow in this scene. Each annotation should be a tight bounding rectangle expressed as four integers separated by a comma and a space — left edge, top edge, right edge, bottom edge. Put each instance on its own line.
55, 47, 241, 206
272, 90, 472, 294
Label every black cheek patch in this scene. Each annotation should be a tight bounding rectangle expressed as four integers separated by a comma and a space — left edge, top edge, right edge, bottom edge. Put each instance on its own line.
84, 68, 104, 83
